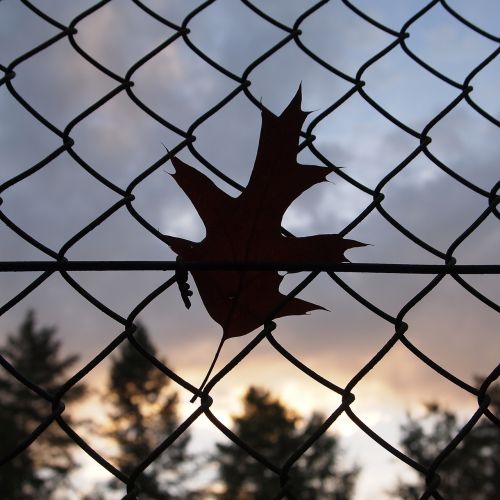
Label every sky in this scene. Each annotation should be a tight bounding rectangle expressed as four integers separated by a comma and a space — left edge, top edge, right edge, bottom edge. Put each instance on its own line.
0, 0, 499, 498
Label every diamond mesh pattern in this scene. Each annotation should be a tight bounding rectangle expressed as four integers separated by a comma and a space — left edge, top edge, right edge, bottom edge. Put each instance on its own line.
0, 1, 499, 498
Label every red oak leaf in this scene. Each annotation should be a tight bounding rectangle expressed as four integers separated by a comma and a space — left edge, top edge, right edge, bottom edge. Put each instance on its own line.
163, 88, 365, 396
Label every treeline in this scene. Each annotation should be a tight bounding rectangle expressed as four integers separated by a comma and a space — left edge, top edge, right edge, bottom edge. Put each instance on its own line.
0, 312, 498, 499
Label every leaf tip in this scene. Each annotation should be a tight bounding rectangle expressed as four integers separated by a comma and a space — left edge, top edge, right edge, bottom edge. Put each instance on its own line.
289, 85, 305, 111
170, 155, 191, 178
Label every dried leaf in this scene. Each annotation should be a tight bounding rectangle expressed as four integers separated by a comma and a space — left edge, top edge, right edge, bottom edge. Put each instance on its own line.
163, 88, 365, 395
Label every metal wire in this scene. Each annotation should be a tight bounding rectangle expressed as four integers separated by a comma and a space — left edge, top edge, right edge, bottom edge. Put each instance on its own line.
0, 0, 498, 498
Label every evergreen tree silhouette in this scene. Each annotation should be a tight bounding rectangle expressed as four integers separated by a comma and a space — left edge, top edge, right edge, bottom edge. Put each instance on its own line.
213, 386, 358, 499
0, 310, 86, 498
103, 323, 190, 499
393, 381, 500, 499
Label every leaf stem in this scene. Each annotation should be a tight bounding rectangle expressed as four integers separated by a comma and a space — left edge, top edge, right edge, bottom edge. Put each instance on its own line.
190, 337, 225, 403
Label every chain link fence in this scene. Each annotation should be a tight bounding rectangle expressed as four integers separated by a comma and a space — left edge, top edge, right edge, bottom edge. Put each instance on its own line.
0, 0, 499, 498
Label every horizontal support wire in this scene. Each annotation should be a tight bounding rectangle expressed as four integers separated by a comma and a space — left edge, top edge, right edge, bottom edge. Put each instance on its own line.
1, 261, 499, 274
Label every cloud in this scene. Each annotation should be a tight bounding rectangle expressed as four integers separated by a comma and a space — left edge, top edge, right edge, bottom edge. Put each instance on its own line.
2, 0, 498, 396
2, 0, 498, 393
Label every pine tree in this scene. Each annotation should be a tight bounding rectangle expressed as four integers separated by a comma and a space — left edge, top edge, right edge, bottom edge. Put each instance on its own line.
213, 386, 358, 499
103, 323, 191, 499
0, 310, 86, 498
393, 382, 500, 499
